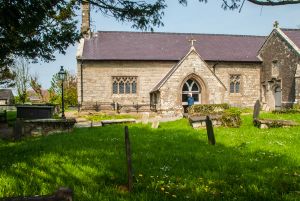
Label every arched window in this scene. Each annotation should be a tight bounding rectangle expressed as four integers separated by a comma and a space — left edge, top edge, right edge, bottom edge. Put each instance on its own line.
113, 81, 118, 94
119, 81, 124, 94
182, 79, 201, 104
112, 76, 137, 94
230, 75, 241, 93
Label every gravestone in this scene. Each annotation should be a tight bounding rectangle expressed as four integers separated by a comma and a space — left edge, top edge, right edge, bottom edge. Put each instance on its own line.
205, 116, 216, 145
151, 116, 160, 129
124, 126, 133, 192
13, 119, 23, 140
253, 100, 261, 120
141, 112, 149, 124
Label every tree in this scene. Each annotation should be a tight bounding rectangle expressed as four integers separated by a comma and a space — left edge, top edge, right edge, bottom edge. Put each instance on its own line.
14, 58, 30, 104
30, 74, 45, 103
49, 70, 78, 109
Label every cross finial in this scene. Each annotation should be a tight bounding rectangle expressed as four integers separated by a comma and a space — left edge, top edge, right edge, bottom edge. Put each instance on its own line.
188, 38, 197, 47
273, 21, 279, 28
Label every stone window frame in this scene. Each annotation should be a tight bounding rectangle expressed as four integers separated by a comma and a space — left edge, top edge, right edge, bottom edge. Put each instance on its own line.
271, 59, 280, 77
112, 76, 138, 95
229, 74, 241, 94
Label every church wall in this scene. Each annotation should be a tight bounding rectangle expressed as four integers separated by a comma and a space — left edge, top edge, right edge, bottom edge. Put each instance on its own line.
159, 51, 226, 114
212, 62, 261, 107
259, 31, 300, 109
77, 60, 175, 109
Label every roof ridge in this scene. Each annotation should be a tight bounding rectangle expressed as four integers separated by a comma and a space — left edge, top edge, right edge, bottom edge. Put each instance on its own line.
281, 28, 300, 31
95, 30, 266, 38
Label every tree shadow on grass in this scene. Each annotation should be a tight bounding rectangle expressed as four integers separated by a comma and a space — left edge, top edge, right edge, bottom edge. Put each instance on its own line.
0, 120, 299, 201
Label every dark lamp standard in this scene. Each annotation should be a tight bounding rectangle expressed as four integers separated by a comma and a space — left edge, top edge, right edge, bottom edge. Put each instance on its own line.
58, 66, 66, 119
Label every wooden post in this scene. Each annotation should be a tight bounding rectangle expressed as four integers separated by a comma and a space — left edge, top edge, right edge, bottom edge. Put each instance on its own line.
124, 126, 133, 192
205, 116, 216, 145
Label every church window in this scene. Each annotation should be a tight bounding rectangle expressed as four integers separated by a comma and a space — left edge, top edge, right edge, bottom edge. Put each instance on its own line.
132, 81, 137, 94
230, 75, 241, 93
113, 81, 118, 94
182, 79, 201, 103
125, 82, 131, 94
119, 81, 124, 94
112, 76, 137, 94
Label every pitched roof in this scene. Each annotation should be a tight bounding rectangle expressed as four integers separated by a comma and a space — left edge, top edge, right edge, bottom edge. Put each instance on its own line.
281, 28, 300, 51
151, 47, 226, 92
0, 89, 13, 100
81, 31, 266, 62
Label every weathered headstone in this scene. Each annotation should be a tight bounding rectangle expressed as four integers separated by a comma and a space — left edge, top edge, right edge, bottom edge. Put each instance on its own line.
205, 116, 216, 145
151, 116, 160, 129
253, 100, 261, 120
13, 119, 23, 140
124, 126, 133, 192
141, 112, 149, 124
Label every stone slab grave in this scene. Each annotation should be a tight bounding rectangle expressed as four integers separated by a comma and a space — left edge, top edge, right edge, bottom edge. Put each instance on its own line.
252, 100, 299, 129
151, 116, 160, 129
101, 119, 136, 126
189, 114, 222, 128
141, 112, 150, 124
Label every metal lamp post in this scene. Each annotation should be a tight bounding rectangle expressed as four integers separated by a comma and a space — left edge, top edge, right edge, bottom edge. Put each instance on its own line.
58, 66, 66, 119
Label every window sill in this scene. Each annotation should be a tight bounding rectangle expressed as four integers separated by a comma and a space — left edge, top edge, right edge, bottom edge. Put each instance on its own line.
229, 93, 242, 96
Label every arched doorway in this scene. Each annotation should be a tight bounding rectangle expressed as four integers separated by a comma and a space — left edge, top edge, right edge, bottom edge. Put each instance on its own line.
274, 86, 282, 110
182, 79, 201, 107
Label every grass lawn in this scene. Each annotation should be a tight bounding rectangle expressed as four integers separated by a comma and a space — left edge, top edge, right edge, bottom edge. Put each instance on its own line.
0, 114, 300, 201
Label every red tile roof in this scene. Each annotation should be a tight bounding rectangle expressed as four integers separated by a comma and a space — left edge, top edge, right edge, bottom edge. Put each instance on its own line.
282, 29, 300, 50
82, 31, 266, 62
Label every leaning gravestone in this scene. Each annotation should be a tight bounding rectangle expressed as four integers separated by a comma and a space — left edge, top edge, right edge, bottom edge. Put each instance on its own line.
141, 112, 149, 124
205, 116, 216, 145
151, 116, 160, 129
253, 100, 261, 120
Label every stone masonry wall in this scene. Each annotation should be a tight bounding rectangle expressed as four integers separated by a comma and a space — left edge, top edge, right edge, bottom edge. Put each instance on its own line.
260, 31, 300, 109
212, 62, 261, 107
77, 60, 175, 109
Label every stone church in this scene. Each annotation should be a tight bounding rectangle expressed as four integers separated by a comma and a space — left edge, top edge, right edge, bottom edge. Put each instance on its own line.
77, 2, 300, 114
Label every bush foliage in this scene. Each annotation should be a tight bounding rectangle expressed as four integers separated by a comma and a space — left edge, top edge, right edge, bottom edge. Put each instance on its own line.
188, 103, 230, 115
221, 107, 242, 127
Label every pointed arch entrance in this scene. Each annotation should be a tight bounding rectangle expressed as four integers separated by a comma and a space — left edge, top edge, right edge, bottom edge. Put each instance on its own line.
182, 79, 201, 105
180, 74, 208, 111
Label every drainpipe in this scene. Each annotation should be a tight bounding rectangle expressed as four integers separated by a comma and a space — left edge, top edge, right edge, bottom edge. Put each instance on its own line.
80, 60, 84, 105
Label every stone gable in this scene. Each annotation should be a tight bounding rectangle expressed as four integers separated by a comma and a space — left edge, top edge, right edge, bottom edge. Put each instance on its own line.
259, 29, 300, 109
158, 49, 226, 113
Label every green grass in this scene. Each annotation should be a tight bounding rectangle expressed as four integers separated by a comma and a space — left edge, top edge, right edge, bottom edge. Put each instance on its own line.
0, 114, 300, 201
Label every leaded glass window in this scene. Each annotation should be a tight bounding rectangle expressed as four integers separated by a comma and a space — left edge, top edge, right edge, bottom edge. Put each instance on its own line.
112, 76, 137, 94
113, 81, 118, 94
125, 82, 131, 94
132, 81, 137, 94
230, 75, 241, 93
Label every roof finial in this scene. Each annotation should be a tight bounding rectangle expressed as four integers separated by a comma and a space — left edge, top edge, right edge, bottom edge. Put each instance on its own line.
188, 38, 197, 47
273, 21, 279, 29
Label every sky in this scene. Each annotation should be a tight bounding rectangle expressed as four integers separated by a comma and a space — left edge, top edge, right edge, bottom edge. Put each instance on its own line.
29, 0, 300, 89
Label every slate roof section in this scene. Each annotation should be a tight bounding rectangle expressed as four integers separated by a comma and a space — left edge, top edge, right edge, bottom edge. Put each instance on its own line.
281, 29, 300, 50
82, 31, 266, 62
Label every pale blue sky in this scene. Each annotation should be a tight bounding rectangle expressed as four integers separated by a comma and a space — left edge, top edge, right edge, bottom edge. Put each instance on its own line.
30, 0, 300, 89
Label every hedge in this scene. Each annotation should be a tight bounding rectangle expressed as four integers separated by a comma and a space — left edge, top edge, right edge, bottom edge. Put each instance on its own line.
188, 103, 230, 115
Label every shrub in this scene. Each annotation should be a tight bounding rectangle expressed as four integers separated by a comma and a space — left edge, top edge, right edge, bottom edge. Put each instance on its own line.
188, 103, 230, 115
221, 107, 242, 128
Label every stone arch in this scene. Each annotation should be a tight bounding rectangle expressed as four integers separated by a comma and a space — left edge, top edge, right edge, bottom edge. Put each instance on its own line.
178, 73, 209, 105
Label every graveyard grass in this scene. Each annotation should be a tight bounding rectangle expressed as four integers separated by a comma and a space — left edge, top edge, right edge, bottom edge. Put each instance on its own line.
1, 113, 300, 201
